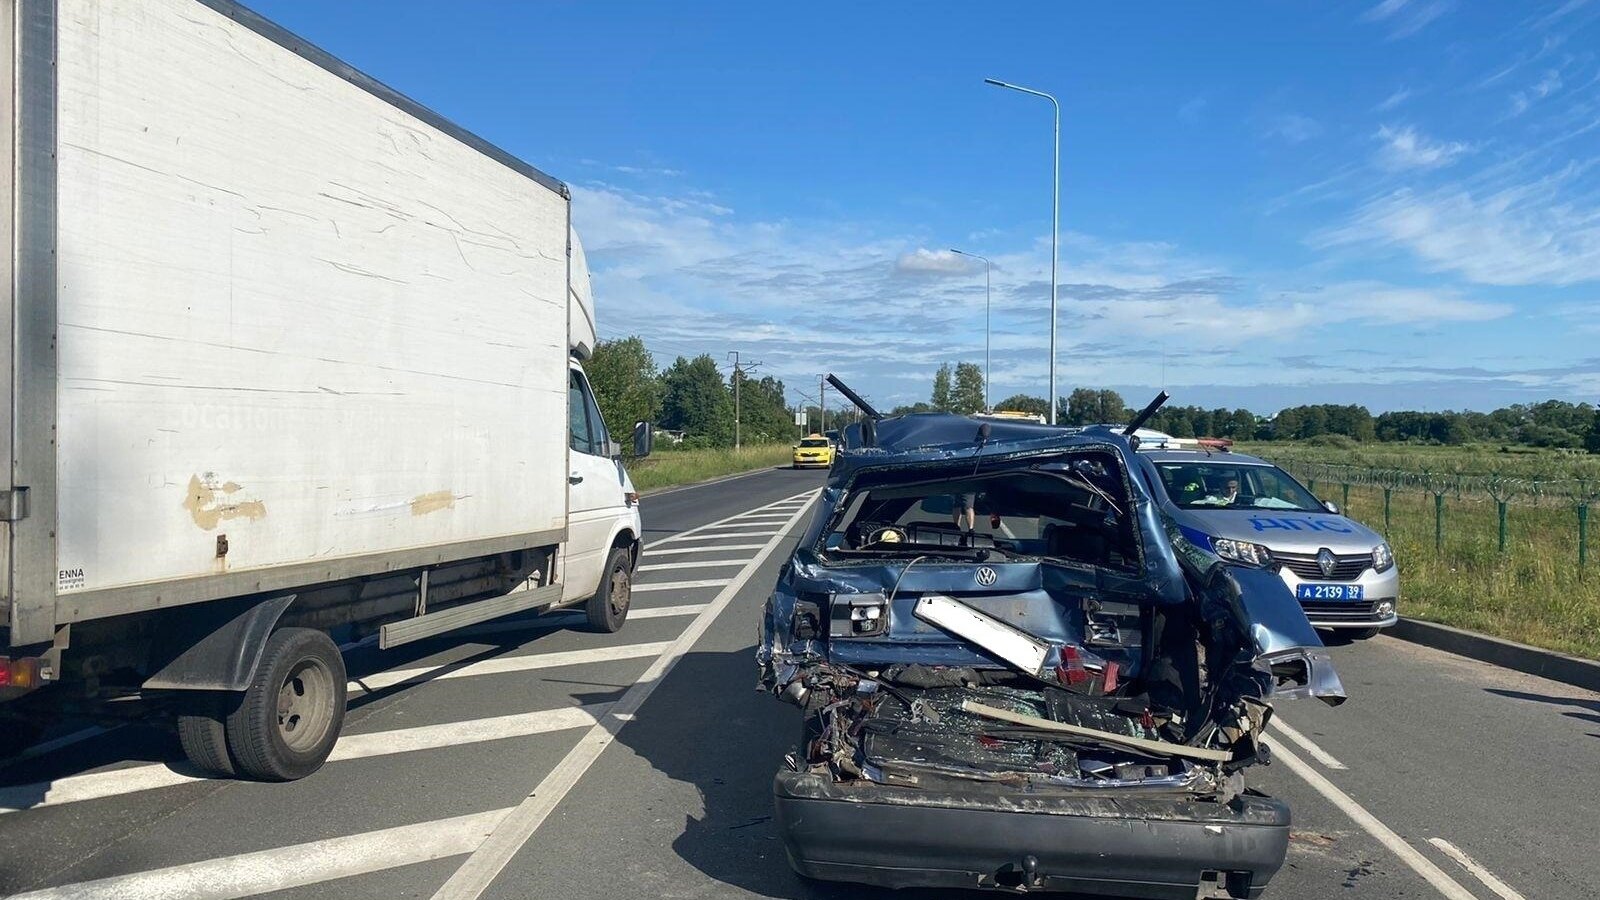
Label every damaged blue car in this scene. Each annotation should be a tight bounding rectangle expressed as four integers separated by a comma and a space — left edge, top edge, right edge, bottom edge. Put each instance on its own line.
757, 385, 1345, 899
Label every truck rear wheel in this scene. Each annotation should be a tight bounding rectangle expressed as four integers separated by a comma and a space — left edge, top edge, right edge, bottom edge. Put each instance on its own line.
176, 694, 237, 777
225, 627, 346, 781
586, 546, 633, 633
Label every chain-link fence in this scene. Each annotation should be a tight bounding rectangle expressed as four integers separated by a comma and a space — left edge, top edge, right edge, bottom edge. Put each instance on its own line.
1270, 459, 1598, 578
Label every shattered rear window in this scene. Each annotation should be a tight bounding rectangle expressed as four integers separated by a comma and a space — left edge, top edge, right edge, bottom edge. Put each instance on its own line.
820, 453, 1141, 572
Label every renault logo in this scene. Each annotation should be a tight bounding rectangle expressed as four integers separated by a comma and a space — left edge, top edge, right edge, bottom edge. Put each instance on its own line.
975, 566, 998, 587
1316, 548, 1337, 578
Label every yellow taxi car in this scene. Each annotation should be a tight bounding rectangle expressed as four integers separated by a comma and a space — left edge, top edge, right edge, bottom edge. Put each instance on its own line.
792, 434, 835, 469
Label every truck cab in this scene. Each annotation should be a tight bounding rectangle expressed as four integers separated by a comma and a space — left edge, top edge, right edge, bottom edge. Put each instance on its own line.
563, 236, 644, 627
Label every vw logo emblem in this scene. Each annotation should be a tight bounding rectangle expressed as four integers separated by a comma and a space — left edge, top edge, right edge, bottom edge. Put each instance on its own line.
1316, 548, 1337, 578
975, 566, 998, 587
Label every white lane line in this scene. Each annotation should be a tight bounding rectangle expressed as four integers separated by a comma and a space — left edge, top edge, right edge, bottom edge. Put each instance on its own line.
1268, 716, 1347, 770
8, 806, 516, 900
351, 642, 671, 694
1427, 838, 1528, 900
652, 530, 780, 545
0, 706, 603, 814
336, 706, 602, 758
1273, 741, 1478, 900
729, 513, 795, 521
431, 489, 820, 900
643, 543, 767, 557
631, 578, 731, 593
647, 492, 812, 547
627, 603, 708, 619
658, 530, 781, 543
636, 558, 752, 572
446, 604, 703, 641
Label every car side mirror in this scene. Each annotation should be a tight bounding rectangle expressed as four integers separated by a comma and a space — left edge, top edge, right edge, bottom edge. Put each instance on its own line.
1323, 500, 1339, 514
632, 421, 654, 459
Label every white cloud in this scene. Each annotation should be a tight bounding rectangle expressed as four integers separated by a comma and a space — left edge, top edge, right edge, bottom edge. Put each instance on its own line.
1375, 87, 1414, 112
1263, 113, 1322, 144
1360, 0, 1453, 38
573, 179, 1517, 408
578, 158, 686, 178
1374, 124, 1470, 170
895, 248, 971, 276
1509, 68, 1563, 117
1316, 178, 1600, 286
1178, 96, 1207, 124
1309, 283, 1510, 323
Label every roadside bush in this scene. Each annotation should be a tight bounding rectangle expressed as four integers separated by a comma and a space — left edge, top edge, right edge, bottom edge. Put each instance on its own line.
1306, 434, 1358, 450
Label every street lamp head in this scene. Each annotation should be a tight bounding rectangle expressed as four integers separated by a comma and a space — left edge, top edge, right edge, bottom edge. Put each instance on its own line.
983, 78, 1008, 87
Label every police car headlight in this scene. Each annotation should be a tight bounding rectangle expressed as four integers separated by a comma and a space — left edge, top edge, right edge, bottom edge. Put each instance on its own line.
1372, 542, 1394, 573
1213, 537, 1273, 567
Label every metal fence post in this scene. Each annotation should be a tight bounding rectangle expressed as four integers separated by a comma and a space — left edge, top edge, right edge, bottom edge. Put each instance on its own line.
1497, 502, 1508, 553
1581, 504, 1589, 578
1434, 492, 1445, 554
1383, 487, 1392, 534
1341, 482, 1350, 511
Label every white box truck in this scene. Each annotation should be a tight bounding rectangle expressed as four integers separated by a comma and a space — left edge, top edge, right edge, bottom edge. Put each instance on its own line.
0, 0, 651, 780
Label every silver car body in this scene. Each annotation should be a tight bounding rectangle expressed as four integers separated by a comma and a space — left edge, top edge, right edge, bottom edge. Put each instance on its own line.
1134, 448, 1400, 631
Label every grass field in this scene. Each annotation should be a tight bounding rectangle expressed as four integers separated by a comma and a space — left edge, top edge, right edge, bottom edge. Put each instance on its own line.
1239, 442, 1600, 658
627, 443, 796, 493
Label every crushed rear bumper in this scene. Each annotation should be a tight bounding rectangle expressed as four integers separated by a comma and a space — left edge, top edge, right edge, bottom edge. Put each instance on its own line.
773, 770, 1290, 898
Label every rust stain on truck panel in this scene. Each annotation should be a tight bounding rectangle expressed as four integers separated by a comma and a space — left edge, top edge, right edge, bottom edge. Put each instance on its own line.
184, 474, 267, 530
410, 490, 456, 516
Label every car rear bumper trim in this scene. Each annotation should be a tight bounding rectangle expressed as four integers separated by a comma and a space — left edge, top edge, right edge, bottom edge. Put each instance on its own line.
773, 771, 1288, 898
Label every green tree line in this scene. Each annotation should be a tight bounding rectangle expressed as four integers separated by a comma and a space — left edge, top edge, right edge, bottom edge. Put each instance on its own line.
588, 338, 1600, 453
585, 337, 859, 450
1002, 387, 1600, 451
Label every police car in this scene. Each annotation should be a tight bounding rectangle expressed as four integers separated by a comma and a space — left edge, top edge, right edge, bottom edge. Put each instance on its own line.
1133, 446, 1399, 638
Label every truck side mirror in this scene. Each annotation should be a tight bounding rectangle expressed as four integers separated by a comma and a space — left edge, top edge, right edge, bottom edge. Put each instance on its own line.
632, 421, 654, 459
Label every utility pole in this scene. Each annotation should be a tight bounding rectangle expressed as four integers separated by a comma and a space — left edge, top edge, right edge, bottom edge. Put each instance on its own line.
727, 351, 762, 449
729, 351, 741, 449
818, 374, 827, 434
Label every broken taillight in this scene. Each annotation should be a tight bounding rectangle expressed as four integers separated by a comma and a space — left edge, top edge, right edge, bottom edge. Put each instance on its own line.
1056, 646, 1089, 686
0, 657, 42, 689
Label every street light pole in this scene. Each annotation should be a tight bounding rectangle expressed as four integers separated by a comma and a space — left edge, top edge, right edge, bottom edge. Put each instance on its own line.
984, 77, 1059, 425
817, 374, 826, 434
950, 248, 992, 412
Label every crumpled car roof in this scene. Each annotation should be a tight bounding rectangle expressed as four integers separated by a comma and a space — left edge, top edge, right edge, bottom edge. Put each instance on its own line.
837, 414, 1127, 477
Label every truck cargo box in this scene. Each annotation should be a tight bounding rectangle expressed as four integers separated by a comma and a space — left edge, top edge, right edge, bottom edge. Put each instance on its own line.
4, 0, 574, 647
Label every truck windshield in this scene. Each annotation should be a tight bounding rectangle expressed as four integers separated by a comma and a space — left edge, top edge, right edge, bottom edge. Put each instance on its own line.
1155, 462, 1324, 512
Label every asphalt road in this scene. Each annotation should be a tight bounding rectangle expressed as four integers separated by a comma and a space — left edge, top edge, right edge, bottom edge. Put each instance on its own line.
1, 465, 1595, 900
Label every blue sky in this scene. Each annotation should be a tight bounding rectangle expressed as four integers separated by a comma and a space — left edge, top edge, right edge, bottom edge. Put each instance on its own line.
251, 0, 1600, 413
